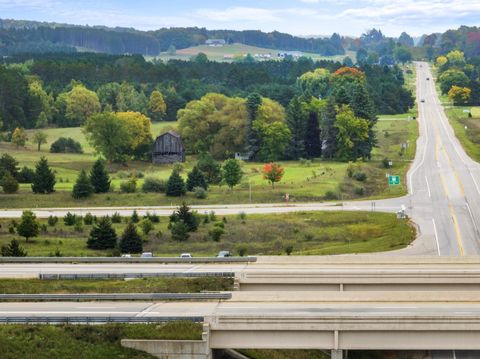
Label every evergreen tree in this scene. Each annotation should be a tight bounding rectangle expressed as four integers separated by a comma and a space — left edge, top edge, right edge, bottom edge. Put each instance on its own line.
72, 169, 94, 199
31, 157, 56, 194
89, 159, 110, 193
285, 96, 307, 160
166, 169, 186, 197
245, 92, 262, 158
17, 210, 39, 242
350, 83, 377, 159
320, 98, 338, 159
169, 202, 199, 232
1, 239, 27, 257
1, 172, 19, 194
186, 166, 208, 191
87, 216, 117, 250
119, 222, 143, 254
0, 153, 19, 179
197, 153, 222, 185
304, 111, 322, 158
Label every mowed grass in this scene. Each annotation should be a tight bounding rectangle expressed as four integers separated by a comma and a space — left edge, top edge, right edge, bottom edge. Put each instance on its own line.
0, 276, 233, 294
0, 322, 202, 359
0, 211, 415, 257
444, 106, 480, 162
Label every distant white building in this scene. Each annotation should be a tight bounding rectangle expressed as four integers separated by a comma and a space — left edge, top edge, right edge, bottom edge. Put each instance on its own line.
223, 54, 234, 60
278, 51, 303, 59
205, 39, 226, 47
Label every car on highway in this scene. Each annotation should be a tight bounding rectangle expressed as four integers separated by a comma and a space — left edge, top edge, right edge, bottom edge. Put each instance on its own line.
217, 251, 231, 258
421, 99, 425, 103
140, 252, 153, 258
180, 253, 192, 258
121, 254, 131, 258
426, 77, 430, 80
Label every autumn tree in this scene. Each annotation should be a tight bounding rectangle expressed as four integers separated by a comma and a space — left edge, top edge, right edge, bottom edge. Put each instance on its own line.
65, 84, 101, 126
33, 131, 47, 151
262, 163, 285, 189
148, 90, 167, 121
12, 127, 28, 148
448, 86, 471, 105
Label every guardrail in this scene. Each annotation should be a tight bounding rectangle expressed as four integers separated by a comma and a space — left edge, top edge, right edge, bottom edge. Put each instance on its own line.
0, 256, 256, 264
39, 272, 235, 280
0, 316, 204, 324
0, 292, 231, 301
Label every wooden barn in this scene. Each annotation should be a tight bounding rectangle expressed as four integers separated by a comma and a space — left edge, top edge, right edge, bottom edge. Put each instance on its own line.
152, 131, 185, 164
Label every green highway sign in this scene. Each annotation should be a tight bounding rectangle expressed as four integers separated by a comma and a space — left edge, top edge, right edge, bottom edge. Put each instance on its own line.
388, 175, 400, 185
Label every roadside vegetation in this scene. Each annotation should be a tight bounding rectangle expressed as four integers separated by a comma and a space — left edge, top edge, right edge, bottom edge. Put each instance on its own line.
0, 277, 233, 294
0, 322, 202, 359
0, 210, 415, 257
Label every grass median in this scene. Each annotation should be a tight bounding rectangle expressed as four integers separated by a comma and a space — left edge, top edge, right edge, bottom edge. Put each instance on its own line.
0, 276, 233, 294
0, 322, 202, 359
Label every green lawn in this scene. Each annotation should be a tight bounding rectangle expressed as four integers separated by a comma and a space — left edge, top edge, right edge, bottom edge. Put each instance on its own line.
0, 322, 202, 359
1, 211, 415, 257
444, 106, 480, 162
0, 277, 233, 294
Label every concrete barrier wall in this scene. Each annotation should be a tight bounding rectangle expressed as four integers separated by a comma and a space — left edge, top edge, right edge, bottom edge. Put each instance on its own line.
121, 339, 211, 359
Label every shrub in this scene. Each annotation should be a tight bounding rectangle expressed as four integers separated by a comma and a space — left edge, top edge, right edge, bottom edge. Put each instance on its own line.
111, 212, 122, 223
142, 177, 167, 193
1, 239, 27, 257
63, 212, 76, 226
74, 217, 83, 232
170, 221, 189, 241
214, 221, 225, 229
140, 218, 154, 235
354, 187, 365, 196
209, 226, 224, 242
1, 172, 19, 194
50, 137, 83, 153
144, 212, 160, 223
324, 190, 338, 200
238, 212, 247, 221
47, 215, 58, 226
194, 186, 207, 199
84, 213, 94, 225
131, 210, 140, 223
17, 166, 35, 183
353, 171, 367, 182
236, 245, 248, 257
120, 177, 137, 193
285, 245, 294, 255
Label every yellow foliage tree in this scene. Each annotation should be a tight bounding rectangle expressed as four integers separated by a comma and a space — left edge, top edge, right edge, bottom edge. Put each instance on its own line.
148, 90, 167, 121
11, 127, 28, 148
448, 86, 471, 105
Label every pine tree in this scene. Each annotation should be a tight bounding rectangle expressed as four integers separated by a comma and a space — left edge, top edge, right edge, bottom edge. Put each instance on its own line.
17, 210, 39, 242
245, 93, 262, 159
169, 202, 199, 232
31, 157, 56, 194
166, 169, 186, 197
89, 159, 110, 193
186, 166, 208, 191
72, 169, 94, 199
1, 239, 27, 257
87, 216, 117, 250
285, 96, 307, 160
119, 222, 143, 254
350, 83, 377, 159
304, 111, 322, 158
1, 172, 19, 194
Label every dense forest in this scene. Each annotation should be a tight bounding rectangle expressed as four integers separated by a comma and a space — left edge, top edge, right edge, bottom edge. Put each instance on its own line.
0, 19, 345, 56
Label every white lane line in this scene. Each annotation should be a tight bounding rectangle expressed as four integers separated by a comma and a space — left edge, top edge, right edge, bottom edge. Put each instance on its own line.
470, 171, 480, 195
136, 303, 156, 318
432, 218, 441, 256
466, 202, 479, 237
425, 175, 431, 198
453, 350, 457, 359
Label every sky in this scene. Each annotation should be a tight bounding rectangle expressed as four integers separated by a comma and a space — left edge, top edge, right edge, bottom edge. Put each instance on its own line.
0, 0, 479, 37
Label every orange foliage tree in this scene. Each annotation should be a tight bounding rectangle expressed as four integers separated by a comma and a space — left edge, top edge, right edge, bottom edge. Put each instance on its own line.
262, 163, 284, 189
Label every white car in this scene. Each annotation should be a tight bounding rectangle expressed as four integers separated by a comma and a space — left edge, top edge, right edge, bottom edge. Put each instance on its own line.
141, 252, 153, 258
121, 254, 131, 258
180, 253, 192, 258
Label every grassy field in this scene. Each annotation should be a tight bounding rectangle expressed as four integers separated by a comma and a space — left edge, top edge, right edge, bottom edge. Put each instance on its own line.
0, 322, 202, 359
444, 106, 480, 162
0, 277, 233, 294
152, 43, 354, 63
1, 211, 415, 257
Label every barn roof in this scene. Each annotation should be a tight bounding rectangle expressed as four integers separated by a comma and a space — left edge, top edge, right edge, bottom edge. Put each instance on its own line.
156, 130, 181, 140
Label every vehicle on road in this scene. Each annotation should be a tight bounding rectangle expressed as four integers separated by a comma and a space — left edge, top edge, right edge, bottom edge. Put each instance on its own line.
421, 99, 425, 103
426, 77, 430, 80
140, 252, 153, 258
217, 251, 231, 258
121, 254, 131, 258
180, 253, 192, 258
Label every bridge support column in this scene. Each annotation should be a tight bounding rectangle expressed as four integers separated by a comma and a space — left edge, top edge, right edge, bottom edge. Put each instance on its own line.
331, 349, 343, 359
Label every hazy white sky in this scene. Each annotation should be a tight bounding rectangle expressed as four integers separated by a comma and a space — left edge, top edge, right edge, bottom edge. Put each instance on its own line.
1, 0, 479, 36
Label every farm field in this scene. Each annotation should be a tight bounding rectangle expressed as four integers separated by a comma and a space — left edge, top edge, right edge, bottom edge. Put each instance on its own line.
0, 211, 415, 257
153, 43, 355, 62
